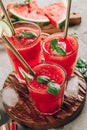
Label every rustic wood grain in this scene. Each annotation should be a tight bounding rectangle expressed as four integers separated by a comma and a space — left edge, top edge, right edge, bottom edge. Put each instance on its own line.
3, 70, 86, 130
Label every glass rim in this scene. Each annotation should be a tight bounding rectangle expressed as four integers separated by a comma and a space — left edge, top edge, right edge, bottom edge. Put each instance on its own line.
42, 33, 79, 57
12, 21, 41, 49
27, 62, 67, 93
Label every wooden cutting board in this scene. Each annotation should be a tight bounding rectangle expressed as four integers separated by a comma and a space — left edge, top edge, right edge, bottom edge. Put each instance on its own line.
41, 12, 81, 34
3, 69, 86, 130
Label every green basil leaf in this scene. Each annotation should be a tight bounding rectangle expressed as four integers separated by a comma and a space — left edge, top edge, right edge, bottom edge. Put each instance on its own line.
50, 38, 58, 50
19, 67, 34, 81
17, 31, 37, 39
16, 33, 24, 39
50, 38, 66, 56
77, 68, 87, 74
76, 58, 87, 68
75, 58, 87, 83
37, 75, 50, 84
47, 82, 60, 95
56, 46, 66, 56
22, 31, 37, 38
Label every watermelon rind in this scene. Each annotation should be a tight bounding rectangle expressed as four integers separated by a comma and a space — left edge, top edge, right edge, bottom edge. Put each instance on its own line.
59, 20, 65, 29
9, 9, 50, 26
58, 14, 66, 29
0, 19, 13, 36
58, 0, 67, 29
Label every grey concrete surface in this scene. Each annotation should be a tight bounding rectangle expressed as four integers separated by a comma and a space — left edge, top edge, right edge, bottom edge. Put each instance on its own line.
0, 0, 87, 130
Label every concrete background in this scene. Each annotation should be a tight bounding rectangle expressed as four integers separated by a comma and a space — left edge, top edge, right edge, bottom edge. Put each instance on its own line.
0, 0, 87, 130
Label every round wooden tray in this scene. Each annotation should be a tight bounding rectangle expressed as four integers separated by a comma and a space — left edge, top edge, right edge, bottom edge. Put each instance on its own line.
3, 70, 87, 130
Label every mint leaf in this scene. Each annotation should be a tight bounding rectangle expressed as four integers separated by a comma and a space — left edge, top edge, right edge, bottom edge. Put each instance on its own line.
22, 32, 37, 38
19, 67, 34, 81
76, 58, 87, 68
50, 38, 58, 50
17, 31, 37, 39
36, 75, 61, 95
47, 82, 60, 95
56, 46, 66, 56
37, 75, 50, 84
50, 38, 66, 56
75, 58, 87, 83
16, 33, 24, 39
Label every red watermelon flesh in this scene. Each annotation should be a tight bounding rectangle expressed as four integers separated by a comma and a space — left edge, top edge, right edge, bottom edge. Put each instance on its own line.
7, 1, 66, 28
7, 1, 49, 25
43, 1, 67, 28
7, 1, 38, 10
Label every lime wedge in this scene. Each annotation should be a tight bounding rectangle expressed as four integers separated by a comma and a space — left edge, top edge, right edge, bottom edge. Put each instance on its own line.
0, 19, 13, 37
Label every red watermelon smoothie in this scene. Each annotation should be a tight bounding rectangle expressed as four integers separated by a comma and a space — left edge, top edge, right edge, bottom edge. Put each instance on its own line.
5, 22, 41, 79
27, 63, 66, 115
42, 34, 78, 77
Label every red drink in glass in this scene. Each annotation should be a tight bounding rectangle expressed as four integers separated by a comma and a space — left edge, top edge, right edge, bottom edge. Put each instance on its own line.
27, 63, 66, 115
42, 34, 78, 76
5, 22, 41, 79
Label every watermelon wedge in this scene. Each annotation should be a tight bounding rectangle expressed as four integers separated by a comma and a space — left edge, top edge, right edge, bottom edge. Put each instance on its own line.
7, 1, 67, 28
43, 1, 67, 28
7, 1, 50, 26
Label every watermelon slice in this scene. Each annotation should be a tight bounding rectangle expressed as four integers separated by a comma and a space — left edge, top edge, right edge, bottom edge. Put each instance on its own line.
7, 1, 67, 28
7, 1, 50, 26
43, 1, 67, 28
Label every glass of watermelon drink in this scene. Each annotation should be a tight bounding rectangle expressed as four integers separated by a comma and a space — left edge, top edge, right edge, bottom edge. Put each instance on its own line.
27, 63, 66, 115
42, 33, 78, 77
5, 21, 41, 79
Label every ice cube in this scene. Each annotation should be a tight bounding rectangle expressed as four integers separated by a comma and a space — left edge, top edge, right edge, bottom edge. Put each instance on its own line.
64, 76, 79, 98
58, 42, 66, 51
2, 86, 19, 107
52, 41, 66, 55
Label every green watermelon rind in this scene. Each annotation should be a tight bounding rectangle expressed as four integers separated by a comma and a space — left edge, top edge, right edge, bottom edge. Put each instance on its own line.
58, 0, 67, 29
58, 19, 65, 29
58, 0, 67, 28
57, 0, 67, 28
8, 9, 50, 26
44, 0, 67, 28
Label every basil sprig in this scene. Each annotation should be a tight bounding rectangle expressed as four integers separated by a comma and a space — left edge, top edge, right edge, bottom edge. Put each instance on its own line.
37, 75, 50, 84
17, 31, 37, 39
50, 38, 66, 56
47, 82, 60, 95
75, 58, 87, 83
36, 75, 60, 95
